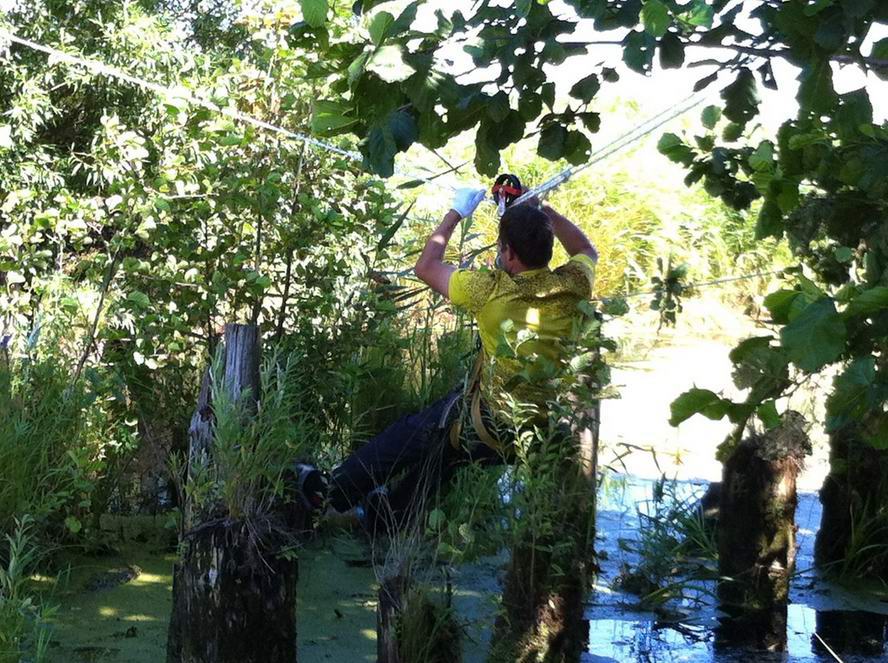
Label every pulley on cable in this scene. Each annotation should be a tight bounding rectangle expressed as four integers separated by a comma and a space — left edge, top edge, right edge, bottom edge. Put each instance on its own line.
491, 173, 524, 216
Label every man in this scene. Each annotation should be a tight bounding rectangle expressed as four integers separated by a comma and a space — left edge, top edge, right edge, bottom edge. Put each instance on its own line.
322, 187, 598, 525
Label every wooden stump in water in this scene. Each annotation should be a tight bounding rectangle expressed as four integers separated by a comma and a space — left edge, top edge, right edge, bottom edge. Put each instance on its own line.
488, 401, 599, 663
166, 324, 299, 663
376, 568, 462, 663
716, 411, 810, 652
816, 425, 888, 580
166, 520, 297, 663
377, 572, 405, 663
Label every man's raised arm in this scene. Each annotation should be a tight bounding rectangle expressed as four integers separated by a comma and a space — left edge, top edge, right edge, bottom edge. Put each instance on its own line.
414, 188, 486, 297
543, 204, 598, 262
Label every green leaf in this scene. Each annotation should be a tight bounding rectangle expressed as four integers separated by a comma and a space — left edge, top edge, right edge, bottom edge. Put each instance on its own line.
347, 51, 370, 88
657, 133, 694, 165
623, 31, 655, 74
569, 74, 600, 103
311, 100, 357, 135
826, 356, 875, 431
486, 91, 510, 122
299, 0, 329, 28
846, 286, 888, 316
701, 105, 721, 130
680, 0, 714, 27
518, 93, 542, 121
365, 125, 397, 177
757, 401, 781, 430
749, 140, 774, 171
538, 125, 567, 160
835, 89, 873, 139
872, 38, 888, 80
388, 110, 417, 151
798, 60, 836, 114
367, 45, 416, 83
377, 202, 414, 252
721, 68, 759, 126
641, 0, 670, 38
780, 298, 846, 372
368, 11, 394, 46
658, 33, 685, 69
564, 130, 592, 166
64, 516, 82, 535
764, 289, 799, 324
427, 508, 445, 530
756, 200, 783, 239
722, 122, 743, 142
669, 388, 731, 426
127, 291, 150, 308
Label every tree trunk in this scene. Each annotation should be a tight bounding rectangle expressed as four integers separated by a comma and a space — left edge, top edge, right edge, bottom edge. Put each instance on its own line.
167, 520, 297, 663
488, 400, 599, 663
377, 572, 406, 663
167, 323, 298, 663
715, 412, 810, 652
816, 425, 888, 580
376, 567, 462, 663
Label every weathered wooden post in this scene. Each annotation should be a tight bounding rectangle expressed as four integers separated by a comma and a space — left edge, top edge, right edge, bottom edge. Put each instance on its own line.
489, 395, 599, 662
715, 411, 810, 652
166, 324, 299, 663
816, 423, 888, 580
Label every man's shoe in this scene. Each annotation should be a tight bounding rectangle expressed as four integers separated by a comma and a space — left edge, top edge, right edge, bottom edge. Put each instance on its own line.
292, 462, 329, 511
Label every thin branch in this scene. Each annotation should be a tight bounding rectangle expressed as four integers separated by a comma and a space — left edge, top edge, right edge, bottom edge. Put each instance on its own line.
71, 250, 120, 387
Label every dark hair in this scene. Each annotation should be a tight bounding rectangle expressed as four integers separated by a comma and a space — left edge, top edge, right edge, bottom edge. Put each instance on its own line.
498, 204, 554, 269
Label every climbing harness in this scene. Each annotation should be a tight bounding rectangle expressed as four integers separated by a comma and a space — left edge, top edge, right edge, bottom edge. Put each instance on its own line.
491, 173, 524, 216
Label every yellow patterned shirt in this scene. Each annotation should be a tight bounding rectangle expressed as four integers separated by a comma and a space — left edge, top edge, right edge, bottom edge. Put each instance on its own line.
449, 254, 596, 418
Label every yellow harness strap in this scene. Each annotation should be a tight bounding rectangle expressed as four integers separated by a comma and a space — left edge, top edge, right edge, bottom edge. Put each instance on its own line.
449, 351, 502, 452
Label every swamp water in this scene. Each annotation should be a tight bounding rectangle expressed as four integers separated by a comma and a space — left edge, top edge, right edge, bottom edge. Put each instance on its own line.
43, 479, 888, 662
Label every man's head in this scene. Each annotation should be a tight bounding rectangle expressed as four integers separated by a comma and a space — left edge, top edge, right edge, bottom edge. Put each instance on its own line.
497, 204, 554, 275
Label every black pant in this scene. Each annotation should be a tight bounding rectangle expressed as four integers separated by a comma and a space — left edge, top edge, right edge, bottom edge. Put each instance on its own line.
329, 388, 503, 518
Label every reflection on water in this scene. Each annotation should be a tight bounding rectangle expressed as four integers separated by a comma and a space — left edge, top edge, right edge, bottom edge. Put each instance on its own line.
587, 477, 888, 662
585, 607, 886, 662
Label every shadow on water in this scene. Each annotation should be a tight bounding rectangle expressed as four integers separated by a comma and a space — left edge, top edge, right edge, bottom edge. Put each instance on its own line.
586, 477, 888, 663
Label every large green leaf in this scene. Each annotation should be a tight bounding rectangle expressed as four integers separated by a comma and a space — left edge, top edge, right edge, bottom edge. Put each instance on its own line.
569, 74, 600, 103
871, 37, 888, 80
538, 125, 568, 160
780, 298, 846, 372
369, 11, 394, 46
826, 356, 875, 431
679, 0, 714, 27
669, 388, 731, 426
365, 125, 397, 176
300, 0, 328, 28
721, 68, 759, 126
623, 31, 655, 74
658, 33, 685, 68
311, 100, 357, 135
367, 45, 416, 83
641, 0, 670, 38
798, 59, 836, 114
846, 286, 888, 316
657, 133, 694, 166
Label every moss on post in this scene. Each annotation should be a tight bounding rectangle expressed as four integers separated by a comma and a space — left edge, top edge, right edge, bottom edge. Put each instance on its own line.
716, 411, 810, 652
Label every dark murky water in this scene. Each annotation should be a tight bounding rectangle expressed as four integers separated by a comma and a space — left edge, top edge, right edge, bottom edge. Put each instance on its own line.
585, 477, 888, 662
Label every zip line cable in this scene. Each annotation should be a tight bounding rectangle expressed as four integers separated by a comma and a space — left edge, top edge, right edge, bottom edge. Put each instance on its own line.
0, 30, 368, 161
513, 88, 713, 207
593, 268, 785, 304
2, 27, 720, 206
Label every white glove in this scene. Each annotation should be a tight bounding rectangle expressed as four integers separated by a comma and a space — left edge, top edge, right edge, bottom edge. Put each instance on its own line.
450, 187, 487, 219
